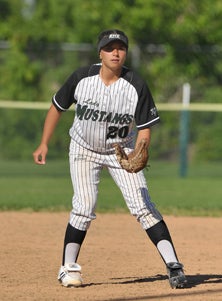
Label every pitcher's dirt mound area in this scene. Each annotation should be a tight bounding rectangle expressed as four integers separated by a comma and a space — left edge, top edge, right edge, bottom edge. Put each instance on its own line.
1, 212, 222, 301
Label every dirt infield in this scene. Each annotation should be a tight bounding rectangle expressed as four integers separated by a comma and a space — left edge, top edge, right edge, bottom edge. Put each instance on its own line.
1, 212, 222, 301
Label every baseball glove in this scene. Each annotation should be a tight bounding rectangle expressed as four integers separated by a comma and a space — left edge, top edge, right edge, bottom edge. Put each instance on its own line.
114, 139, 149, 173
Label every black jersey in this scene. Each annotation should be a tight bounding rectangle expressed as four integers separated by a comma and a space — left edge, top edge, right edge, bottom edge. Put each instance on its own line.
52, 64, 160, 152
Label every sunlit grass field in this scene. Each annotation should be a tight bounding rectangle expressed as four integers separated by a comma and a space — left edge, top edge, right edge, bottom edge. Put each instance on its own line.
1, 159, 222, 216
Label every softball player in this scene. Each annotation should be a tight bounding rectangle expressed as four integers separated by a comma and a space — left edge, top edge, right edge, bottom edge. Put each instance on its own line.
33, 29, 187, 289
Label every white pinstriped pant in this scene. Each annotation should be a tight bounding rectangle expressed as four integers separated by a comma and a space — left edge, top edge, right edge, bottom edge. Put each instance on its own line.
69, 139, 162, 231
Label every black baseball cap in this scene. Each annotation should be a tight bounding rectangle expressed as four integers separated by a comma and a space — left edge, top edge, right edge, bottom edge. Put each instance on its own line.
97, 29, 128, 53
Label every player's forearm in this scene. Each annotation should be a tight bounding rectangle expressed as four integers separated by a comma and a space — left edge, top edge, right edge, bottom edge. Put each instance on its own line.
40, 104, 62, 145
135, 128, 151, 148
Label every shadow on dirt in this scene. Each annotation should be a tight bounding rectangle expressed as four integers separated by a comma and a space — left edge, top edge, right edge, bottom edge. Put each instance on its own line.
109, 273, 222, 288
185, 274, 222, 288
85, 274, 222, 300
85, 274, 222, 288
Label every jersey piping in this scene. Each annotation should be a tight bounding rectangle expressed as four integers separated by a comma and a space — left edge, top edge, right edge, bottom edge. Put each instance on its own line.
52, 64, 160, 152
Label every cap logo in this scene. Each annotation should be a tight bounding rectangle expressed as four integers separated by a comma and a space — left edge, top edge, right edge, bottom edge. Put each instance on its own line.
109, 34, 121, 39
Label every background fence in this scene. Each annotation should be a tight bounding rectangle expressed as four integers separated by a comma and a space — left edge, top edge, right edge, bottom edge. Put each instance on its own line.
1, 97, 222, 178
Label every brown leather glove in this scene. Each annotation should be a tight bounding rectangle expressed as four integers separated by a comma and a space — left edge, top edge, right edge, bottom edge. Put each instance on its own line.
114, 139, 149, 173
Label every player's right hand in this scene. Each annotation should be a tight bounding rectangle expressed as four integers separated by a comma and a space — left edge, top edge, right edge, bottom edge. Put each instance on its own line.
33, 144, 48, 165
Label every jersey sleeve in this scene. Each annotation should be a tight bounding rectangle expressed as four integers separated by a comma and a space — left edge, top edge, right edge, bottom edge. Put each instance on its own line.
52, 66, 90, 111
135, 81, 160, 129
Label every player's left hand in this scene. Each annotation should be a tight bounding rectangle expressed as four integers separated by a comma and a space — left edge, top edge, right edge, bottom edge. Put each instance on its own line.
114, 139, 149, 173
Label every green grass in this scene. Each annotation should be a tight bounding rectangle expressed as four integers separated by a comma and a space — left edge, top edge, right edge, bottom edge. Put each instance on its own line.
1, 159, 222, 216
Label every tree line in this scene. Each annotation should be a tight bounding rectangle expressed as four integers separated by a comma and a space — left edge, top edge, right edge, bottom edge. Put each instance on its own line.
0, 0, 222, 161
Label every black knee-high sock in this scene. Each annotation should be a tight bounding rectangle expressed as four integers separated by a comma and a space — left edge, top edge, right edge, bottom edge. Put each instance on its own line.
62, 223, 87, 265
146, 220, 178, 263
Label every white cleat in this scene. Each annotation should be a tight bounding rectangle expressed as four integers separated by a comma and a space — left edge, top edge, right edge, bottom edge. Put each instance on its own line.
58, 263, 83, 287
